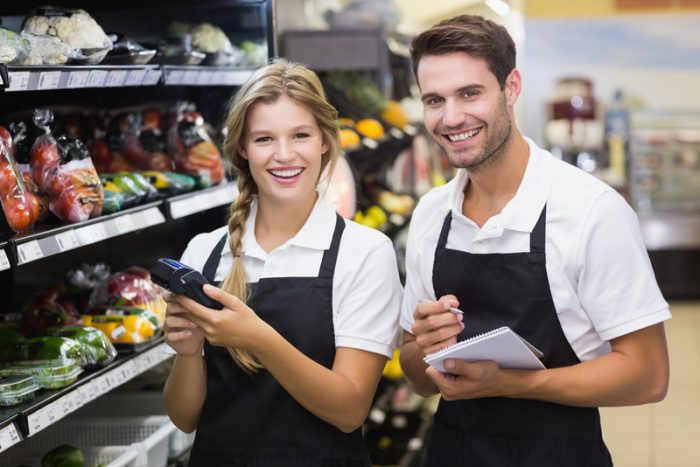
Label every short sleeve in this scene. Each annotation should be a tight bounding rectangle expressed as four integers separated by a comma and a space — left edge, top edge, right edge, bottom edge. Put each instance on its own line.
577, 191, 670, 341
400, 208, 435, 334
334, 237, 402, 359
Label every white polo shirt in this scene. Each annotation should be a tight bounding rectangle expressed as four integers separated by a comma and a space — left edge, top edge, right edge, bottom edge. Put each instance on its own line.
180, 197, 402, 359
400, 137, 670, 362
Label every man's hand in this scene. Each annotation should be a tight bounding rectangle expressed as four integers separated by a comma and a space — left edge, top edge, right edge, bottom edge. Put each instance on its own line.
411, 295, 464, 355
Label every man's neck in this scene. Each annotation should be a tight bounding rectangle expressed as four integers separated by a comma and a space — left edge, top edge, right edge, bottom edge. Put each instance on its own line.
462, 133, 530, 227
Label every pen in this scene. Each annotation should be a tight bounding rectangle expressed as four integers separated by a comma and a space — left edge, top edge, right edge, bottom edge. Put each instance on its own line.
420, 299, 464, 315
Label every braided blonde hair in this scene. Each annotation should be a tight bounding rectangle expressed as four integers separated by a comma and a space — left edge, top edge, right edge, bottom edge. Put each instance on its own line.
220, 58, 340, 372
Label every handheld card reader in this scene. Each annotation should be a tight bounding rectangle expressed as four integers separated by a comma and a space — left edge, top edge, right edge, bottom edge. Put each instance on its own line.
150, 258, 223, 310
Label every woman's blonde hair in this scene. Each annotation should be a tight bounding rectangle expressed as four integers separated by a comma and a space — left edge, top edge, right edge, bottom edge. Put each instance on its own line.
220, 58, 340, 372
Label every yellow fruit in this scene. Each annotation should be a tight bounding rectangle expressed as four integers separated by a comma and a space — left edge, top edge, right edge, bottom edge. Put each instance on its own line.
123, 315, 155, 338
338, 117, 356, 128
381, 100, 409, 128
355, 119, 384, 139
80, 315, 93, 327
365, 205, 387, 227
339, 128, 361, 149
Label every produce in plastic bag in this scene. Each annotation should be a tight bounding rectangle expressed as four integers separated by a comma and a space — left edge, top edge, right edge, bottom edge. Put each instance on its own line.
0, 358, 83, 389
119, 111, 172, 170
0, 336, 88, 366
0, 27, 31, 64
83, 308, 159, 344
168, 104, 225, 186
21, 288, 82, 336
43, 325, 117, 368
29, 109, 61, 193
22, 7, 112, 64
0, 125, 42, 234
8, 121, 49, 221
90, 266, 166, 325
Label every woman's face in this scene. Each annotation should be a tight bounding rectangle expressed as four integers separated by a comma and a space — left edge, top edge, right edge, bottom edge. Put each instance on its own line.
239, 94, 328, 208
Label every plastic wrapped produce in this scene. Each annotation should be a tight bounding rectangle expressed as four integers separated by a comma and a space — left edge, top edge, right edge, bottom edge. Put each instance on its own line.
22, 7, 112, 64
0, 124, 42, 234
43, 325, 117, 368
0, 27, 31, 64
8, 121, 50, 221
0, 358, 83, 389
168, 105, 225, 186
0, 375, 39, 406
21, 288, 82, 336
29, 109, 61, 193
0, 336, 88, 366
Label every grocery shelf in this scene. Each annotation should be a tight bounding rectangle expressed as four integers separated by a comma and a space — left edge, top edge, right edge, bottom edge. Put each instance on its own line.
346, 125, 416, 181
0, 243, 9, 272
10, 202, 166, 266
0, 64, 262, 92
164, 182, 237, 219
0, 339, 171, 452
0, 64, 163, 92
162, 66, 257, 86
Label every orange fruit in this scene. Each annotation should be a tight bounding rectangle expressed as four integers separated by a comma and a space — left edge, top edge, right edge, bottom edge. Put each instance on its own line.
355, 119, 384, 139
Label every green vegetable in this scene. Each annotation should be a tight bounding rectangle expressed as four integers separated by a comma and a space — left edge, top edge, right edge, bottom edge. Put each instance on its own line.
43, 326, 117, 367
41, 444, 85, 467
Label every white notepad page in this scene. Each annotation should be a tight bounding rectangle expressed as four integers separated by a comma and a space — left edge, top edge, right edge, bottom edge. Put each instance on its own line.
424, 326, 546, 372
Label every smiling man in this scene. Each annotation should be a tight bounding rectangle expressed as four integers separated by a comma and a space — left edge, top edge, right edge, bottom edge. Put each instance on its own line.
398, 15, 670, 467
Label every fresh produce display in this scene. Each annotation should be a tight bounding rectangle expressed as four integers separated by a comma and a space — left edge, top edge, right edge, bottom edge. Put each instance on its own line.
0, 375, 40, 406
21, 288, 82, 336
0, 26, 31, 64
30, 109, 104, 223
0, 124, 43, 234
326, 71, 388, 115
0, 336, 88, 366
43, 326, 117, 368
168, 107, 225, 186
83, 312, 157, 344
0, 358, 83, 389
22, 7, 112, 64
8, 121, 50, 221
41, 444, 85, 467
90, 266, 166, 326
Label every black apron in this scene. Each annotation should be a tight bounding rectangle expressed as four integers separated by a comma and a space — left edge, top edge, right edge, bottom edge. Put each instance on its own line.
188, 214, 370, 467
426, 206, 613, 467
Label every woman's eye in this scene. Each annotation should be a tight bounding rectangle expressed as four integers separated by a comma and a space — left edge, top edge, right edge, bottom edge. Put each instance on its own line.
254, 136, 271, 143
295, 132, 310, 139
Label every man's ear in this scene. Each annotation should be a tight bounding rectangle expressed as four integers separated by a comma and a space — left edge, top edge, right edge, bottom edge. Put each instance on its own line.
504, 69, 522, 106
237, 143, 248, 160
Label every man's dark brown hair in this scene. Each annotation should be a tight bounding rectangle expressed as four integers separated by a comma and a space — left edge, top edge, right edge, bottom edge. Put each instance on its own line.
410, 15, 516, 89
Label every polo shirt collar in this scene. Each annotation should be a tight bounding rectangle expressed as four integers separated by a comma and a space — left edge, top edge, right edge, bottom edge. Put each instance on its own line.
227, 196, 336, 259
446, 137, 552, 233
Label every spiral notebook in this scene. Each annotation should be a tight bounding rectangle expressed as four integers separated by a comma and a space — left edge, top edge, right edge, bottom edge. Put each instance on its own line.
424, 326, 546, 372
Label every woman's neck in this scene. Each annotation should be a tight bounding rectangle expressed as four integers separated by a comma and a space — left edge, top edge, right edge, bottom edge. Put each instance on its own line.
254, 192, 318, 253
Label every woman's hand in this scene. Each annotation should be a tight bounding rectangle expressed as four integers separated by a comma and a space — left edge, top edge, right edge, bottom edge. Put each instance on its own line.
163, 291, 205, 356
174, 284, 269, 351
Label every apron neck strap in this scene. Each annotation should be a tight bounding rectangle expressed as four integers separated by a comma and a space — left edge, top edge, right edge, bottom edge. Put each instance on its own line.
318, 213, 345, 279
202, 233, 228, 283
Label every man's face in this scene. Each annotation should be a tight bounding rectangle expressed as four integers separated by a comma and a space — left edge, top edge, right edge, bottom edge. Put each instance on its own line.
417, 52, 516, 171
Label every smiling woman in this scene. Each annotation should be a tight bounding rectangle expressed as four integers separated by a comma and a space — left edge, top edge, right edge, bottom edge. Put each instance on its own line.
162, 59, 402, 467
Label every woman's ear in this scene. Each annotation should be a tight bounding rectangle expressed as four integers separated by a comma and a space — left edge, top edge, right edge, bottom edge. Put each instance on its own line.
321, 142, 328, 155
237, 143, 248, 160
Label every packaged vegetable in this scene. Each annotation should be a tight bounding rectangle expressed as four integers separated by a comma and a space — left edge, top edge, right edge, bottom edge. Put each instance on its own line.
0, 358, 83, 389
0, 27, 31, 64
8, 121, 50, 221
168, 105, 225, 186
0, 336, 88, 366
0, 125, 42, 234
0, 375, 39, 406
141, 170, 196, 196
22, 7, 112, 64
22, 288, 82, 336
43, 325, 117, 368
86, 313, 156, 344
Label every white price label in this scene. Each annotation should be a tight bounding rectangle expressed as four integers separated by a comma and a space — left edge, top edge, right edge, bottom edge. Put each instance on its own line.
87, 70, 108, 87
197, 70, 213, 85
106, 70, 128, 87
167, 70, 185, 85
0, 423, 21, 453
0, 250, 10, 271
126, 69, 147, 86
362, 138, 379, 150
144, 69, 162, 85
55, 230, 80, 252
210, 70, 225, 85
182, 70, 200, 85
95, 375, 111, 395
38, 71, 62, 90
7, 71, 30, 91
134, 207, 165, 228
114, 215, 137, 234
17, 240, 43, 265
74, 223, 108, 245
169, 196, 204, 219
223, 70, 252, 85
67, 71, 89, 88
78, 383, 96, 405
214, 184, 236, 205
27, 408, 50, 436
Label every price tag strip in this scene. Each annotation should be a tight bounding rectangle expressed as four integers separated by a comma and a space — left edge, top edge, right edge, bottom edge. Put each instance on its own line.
169, 183, 236, 219
0, 422, 21, 453
0, 249, 10, 271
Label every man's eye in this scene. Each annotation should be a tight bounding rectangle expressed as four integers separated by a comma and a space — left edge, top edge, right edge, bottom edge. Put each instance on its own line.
464, 90, 479, 98
426, 97, 443, 105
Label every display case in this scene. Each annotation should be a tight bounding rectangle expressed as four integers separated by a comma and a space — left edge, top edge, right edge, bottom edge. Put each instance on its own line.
628, 111, 700, 297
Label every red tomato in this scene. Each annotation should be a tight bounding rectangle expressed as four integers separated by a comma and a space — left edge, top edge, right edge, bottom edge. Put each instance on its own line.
2, 195, 33, 232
